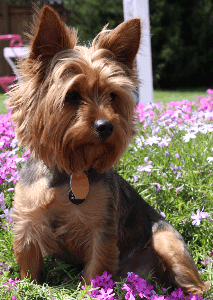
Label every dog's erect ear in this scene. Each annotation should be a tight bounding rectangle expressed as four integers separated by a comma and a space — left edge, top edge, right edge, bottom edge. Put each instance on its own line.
96, 18, 141, 69
29, 5, 77, 60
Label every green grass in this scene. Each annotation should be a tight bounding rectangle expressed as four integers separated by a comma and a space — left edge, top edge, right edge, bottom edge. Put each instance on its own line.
0, 93, 8, 114
0, 88, 210, 115
153, 88, 208, 105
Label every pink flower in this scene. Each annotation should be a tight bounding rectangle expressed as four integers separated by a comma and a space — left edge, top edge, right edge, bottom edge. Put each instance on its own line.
81, 271, 115, 299
96, 288, 115, 300
207, 88, 213, 94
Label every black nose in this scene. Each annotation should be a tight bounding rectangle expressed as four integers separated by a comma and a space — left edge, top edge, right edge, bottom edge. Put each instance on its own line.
94, 119, 114, 141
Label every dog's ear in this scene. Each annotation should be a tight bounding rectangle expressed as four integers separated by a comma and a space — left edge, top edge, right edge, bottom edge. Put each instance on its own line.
96, 18, 141, 69
29, 5, 77, 61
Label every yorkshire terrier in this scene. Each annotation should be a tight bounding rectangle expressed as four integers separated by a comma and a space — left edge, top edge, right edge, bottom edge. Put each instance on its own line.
7, 5, 210, 296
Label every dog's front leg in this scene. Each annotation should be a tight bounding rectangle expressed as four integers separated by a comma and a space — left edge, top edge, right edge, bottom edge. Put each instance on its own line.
82, 231, 119, 285
13, 237, 44, 283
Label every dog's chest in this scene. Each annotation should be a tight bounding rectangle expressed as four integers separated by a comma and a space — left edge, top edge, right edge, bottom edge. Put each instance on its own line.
46, 181, 111, 239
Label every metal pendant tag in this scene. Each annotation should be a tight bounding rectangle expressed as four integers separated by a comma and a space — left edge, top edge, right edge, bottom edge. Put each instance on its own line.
68, 190, 85, 205
68, 173, 89, 205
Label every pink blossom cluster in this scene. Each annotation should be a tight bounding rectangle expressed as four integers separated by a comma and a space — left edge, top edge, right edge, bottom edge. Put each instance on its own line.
81, 271, 205, 300
0, 192, 13, 229
0, 111, 29, 185
81, 271, 115, 299
198, 89, 213, 112
3, 276, 19, 298
135, 89, 213, 128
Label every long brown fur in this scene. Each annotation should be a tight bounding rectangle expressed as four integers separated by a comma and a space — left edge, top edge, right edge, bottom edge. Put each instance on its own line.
7, 5, 210, 296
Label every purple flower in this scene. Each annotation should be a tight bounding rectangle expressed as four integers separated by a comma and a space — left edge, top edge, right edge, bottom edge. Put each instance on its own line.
175, 153, 179, 159
11, 138, 19, 148
0, 192, 5, 210
160, 211, 166, 218
191, 207, 210, 226
134, 137, 144, 151
158, 138, 171, 147
165, 151, 170, 157
158, 208, 166, 218
170, 288, 185, 299
134, 175, 138, 182
144, 156, 149, 163
81, 271, 115, 299
152, 126, 160, 136
0, 208, 10, 219
152, 296, 165, 300
151, 183, 161, 192
170, 164, 181, 174
166, 181, 173, 189
176, 171, 182, 180
175, 185, 184, 194
122, 272, 154, 299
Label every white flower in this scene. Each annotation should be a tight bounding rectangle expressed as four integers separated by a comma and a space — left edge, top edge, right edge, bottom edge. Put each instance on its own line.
207, 157, 213, 163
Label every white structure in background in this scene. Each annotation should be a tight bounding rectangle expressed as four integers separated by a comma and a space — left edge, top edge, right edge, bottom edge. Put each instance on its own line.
3, 47, 29, 78
123, 0, 153, 104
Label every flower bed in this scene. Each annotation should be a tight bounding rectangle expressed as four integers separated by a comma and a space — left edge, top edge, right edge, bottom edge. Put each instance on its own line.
0, 90, 212, 299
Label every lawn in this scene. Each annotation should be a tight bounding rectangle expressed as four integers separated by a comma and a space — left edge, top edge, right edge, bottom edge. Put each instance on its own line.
0, 89, 213, 299
153, 88, 208, 105
0, 93, 7, 114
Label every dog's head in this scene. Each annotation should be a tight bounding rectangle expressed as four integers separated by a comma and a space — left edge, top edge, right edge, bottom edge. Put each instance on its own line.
7, 6, 141, 175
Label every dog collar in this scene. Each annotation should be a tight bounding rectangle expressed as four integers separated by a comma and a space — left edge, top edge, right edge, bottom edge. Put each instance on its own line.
68, 173, 89, 205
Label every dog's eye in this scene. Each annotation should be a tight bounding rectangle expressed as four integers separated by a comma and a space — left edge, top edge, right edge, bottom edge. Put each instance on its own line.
109, 93, 116, 102
65, 92, 81, 104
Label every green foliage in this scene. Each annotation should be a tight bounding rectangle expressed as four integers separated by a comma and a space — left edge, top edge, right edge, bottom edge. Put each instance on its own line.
5, 0, 213, 89
63, 0, 123, 44
0, 94, 8, 115
150, 0, 213, 89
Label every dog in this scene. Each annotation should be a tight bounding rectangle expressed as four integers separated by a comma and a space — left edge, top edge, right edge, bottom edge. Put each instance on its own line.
7, 5, 210, 296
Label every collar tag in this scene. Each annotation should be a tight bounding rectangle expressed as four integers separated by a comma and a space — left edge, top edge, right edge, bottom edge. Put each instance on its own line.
68, 173, 89, 205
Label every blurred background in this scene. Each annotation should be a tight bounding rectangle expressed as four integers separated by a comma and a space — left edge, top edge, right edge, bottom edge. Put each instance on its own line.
0, 0, 213, 108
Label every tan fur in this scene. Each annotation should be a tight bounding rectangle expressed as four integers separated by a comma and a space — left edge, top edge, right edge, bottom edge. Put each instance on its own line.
7, 6, 139, 176
12, 174, 119, 284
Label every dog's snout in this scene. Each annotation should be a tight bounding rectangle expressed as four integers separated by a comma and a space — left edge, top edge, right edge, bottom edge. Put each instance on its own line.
94, 119, 114, 141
